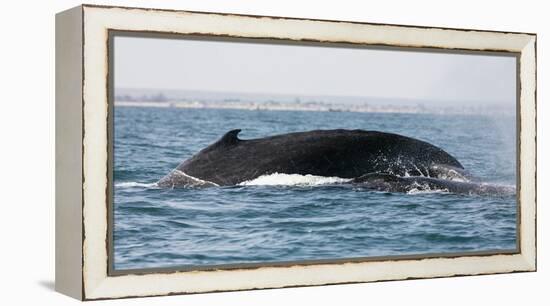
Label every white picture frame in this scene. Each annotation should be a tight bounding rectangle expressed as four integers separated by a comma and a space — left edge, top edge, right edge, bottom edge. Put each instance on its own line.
55, 4, 536, 300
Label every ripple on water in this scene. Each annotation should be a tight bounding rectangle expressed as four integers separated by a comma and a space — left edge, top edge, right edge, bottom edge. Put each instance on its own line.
113, 108, 518, 270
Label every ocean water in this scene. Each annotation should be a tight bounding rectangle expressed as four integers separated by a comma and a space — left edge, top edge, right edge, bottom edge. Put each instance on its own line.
113, 106, 517, 270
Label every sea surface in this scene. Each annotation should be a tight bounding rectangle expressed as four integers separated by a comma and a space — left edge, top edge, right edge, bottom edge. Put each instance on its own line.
113, 106, 517, 270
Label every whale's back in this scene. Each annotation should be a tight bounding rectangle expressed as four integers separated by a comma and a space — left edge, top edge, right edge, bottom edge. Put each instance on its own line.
171, 129, 463, 186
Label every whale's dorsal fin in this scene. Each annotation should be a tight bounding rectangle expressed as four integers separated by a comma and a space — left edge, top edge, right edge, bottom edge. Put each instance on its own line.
217, 129, 242, 146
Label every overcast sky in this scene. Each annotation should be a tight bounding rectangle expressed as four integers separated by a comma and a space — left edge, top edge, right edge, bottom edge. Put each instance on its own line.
114, 36, 516, 106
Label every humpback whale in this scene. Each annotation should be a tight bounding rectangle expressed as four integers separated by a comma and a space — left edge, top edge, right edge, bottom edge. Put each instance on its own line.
158, 129, 484, 193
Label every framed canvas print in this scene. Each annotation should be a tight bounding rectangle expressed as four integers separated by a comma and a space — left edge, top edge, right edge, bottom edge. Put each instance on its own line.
55, 4, 537, 300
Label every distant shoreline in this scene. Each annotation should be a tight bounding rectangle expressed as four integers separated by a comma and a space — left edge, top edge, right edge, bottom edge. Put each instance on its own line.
114, 101, 514, 116
115, 101, 428, 114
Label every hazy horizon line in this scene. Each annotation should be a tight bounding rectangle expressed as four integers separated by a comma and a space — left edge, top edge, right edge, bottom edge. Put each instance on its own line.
115, 86, 514, 106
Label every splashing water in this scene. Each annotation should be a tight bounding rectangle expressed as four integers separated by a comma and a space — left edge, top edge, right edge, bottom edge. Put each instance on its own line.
239, 173, 352, 186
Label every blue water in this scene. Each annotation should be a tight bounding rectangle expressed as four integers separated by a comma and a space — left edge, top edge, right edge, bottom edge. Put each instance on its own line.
113, 106, 517, 270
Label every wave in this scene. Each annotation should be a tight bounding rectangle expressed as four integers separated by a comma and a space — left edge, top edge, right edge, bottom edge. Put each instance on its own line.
238, 172, 515, 196
424, 164, 471, 182
406, 187, 453, 195
405, 181, 516, 196
123, 169, 514, 196
239, 173, 352, 186
115, 181, 158, 188
157, 170, 220, 188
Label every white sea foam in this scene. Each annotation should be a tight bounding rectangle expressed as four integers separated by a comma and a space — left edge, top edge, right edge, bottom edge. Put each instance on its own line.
429, 164, 471, 182
239, 173, 351, 186
174, 170, 220, 186
436, 169, 470, 182
158, 170, 220, 187
404, 181, 448, 194
406, 188, 450, 195
115, 181, 157, 188
405, 182, 516, 196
